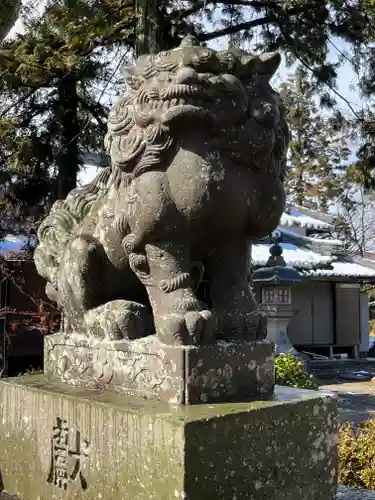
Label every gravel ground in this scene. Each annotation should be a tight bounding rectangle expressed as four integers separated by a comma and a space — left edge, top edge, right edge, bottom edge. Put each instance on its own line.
313, 360, 375, 425
320, 383, 375, 425
337, 486, 375, 499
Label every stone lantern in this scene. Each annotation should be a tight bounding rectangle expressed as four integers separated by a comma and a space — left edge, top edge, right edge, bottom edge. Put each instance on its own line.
252, 240, 306, 355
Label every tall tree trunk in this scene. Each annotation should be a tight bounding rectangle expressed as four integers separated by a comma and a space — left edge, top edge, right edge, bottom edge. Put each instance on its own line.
135, 0, 159, 56
56, 75, 80, 200
53, 0, 80, 200
135, 0, 181, 56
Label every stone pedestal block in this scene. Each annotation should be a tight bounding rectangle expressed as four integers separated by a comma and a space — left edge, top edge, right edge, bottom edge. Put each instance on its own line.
44, 334, 275, 404
0, 376, 337, 500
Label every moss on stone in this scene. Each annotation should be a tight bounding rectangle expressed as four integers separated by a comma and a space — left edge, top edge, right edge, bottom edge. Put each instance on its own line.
0, 376, 337, 500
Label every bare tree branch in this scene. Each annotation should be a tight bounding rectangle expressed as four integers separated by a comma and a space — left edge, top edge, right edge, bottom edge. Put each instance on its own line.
199, 16, 270, 41
337, 186, 375, 256
76, 96, 107, 131
276, 22, 363, 119
0, 88, 36, 119
173, 0, 275, 21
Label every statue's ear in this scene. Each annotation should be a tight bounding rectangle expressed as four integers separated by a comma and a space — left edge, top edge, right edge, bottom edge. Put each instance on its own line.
235, 51, 281, 82
258, 52, 282, 80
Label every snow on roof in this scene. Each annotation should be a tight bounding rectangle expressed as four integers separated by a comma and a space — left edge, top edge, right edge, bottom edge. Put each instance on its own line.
278, 227, 342, 247
251, 242, 332, 269
252, 243, 375, 279
306, 262, 375, 279
357, 256, 375, 269
280, 207, 333, 230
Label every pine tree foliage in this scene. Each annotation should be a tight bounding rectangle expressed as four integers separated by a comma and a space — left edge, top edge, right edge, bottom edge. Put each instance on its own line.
280, 71, 352, 211
0, 0, 135, 229
338, 0, 375, 191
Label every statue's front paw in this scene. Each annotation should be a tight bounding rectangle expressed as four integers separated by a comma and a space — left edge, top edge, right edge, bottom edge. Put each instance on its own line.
156, 310, 216, 346
84, 300, 153, 340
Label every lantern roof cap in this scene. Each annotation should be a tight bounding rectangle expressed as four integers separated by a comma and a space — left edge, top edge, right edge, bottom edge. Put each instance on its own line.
252, 265, 305, 283
252, 240, 306, 284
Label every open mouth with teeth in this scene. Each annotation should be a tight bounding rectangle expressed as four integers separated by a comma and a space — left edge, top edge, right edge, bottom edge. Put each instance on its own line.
130, 76, 249, 128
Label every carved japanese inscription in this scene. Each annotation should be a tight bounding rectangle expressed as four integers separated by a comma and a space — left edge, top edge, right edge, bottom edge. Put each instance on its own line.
47, 417, 90, 491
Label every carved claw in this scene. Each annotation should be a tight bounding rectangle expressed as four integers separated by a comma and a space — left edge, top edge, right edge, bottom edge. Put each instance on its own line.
186, 310, 216, 345
156, 309, 215, 346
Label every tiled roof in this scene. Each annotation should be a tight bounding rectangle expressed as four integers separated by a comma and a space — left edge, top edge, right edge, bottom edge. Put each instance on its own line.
280, 207, 333, 230
305, 262, 375, 279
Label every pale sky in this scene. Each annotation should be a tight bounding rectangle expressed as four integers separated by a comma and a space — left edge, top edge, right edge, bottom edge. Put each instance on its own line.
8, 16, 23, 38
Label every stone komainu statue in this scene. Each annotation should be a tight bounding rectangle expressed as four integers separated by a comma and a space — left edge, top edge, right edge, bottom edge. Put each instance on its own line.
0, 0, 20, 42
35, 37, 289, 346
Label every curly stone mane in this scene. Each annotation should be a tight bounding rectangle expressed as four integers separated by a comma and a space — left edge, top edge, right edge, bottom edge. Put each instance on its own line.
104, 36, 289, 184
35, 168, 112, 288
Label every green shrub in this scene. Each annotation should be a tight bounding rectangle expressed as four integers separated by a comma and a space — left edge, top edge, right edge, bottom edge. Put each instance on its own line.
339, 420, 375, 490
275, 352, 318, 390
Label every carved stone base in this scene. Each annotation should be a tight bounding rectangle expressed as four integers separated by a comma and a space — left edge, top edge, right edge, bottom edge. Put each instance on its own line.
44, 334, 275, 404
0, 377, 337, 500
